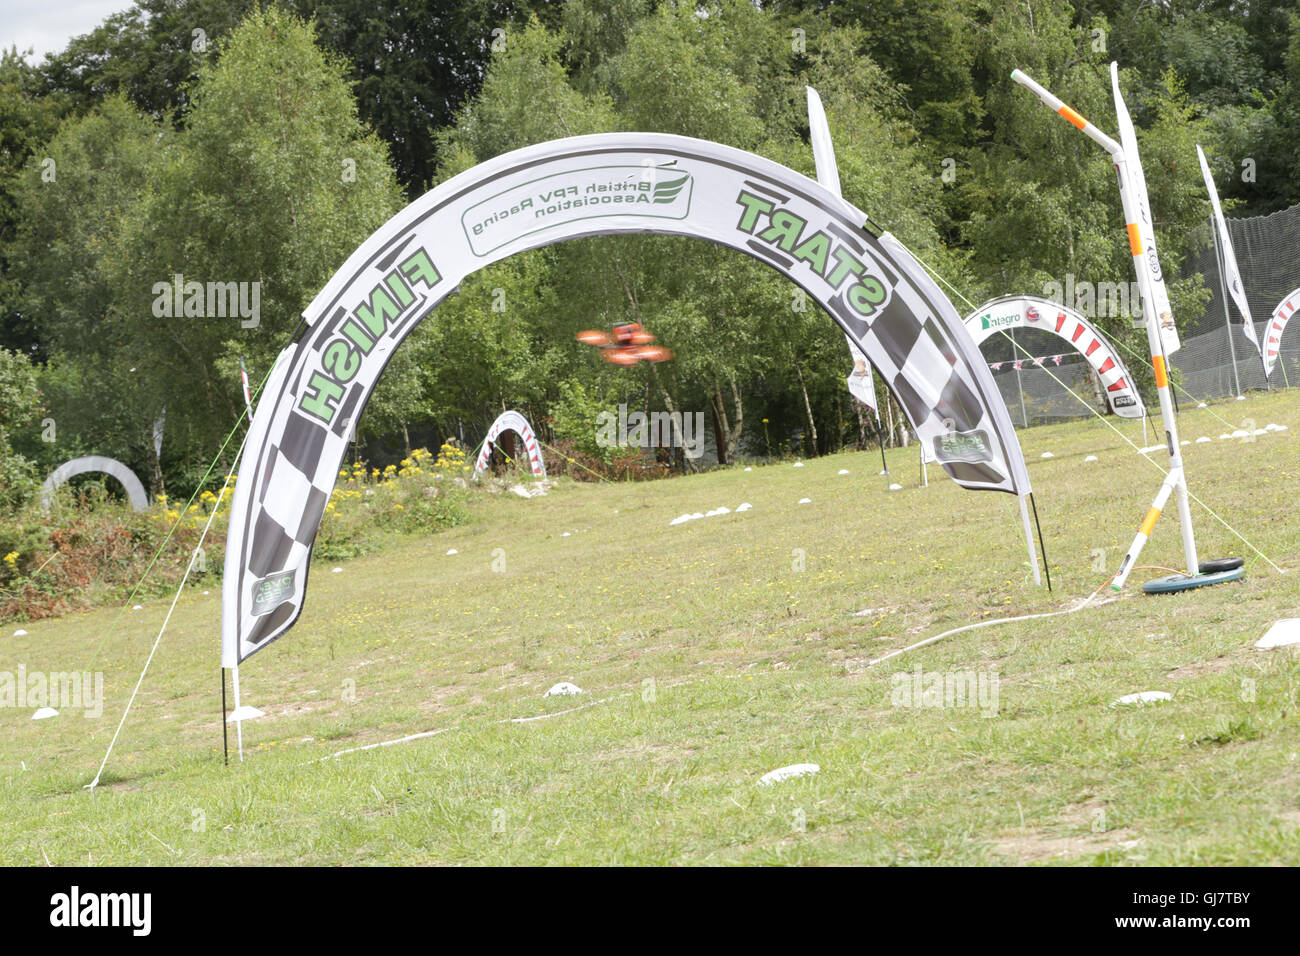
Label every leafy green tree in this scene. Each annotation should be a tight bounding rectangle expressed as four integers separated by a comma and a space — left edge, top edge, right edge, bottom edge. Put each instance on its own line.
34, 0, 261, 122
608, 1, 769, 148
108, 7, 404, 466
296, 0, 565, 192
960, 0, 1118, 300
8, 96, 166, 479
0, 49, 69, 356
1132, 69, 1216, 329
560, 0, 655, 93
1275, 12, 1300, 208
0, 347, 43, 512
435, 17, 617, 164
771, 0, 985, 154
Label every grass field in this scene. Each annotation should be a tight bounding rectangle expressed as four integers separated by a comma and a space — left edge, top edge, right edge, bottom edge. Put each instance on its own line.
3, 390, 1300, 865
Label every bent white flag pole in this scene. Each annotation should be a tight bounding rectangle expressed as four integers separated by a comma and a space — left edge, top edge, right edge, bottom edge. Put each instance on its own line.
806, 88, 881, 421
1107, 73, 1180, 364
1196, 144, 1262, 380
1012, 63, 1198, 588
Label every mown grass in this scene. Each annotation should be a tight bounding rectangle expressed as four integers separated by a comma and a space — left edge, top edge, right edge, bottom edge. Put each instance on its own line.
2, 390, 1299, 865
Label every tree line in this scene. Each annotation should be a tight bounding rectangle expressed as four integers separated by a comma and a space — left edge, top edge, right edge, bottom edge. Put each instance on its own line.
1, 0, 1297, 509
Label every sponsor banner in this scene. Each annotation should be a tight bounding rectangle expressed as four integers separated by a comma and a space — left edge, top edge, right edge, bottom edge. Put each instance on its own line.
463, 165, 693, 256
934, 429, 994, 464
250, 569, 295, 617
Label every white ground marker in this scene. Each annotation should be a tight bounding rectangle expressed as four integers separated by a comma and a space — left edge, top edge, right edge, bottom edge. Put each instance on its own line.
1256, 620, 1300, 649
758, 763, 820, 786
1113, 691, 1172, 706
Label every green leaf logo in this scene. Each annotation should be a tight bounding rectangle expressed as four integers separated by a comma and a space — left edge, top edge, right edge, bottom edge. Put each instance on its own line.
653, 174, 690, 204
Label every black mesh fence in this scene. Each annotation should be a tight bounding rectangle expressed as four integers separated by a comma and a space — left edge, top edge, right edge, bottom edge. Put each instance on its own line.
1173, 202, 1300, 396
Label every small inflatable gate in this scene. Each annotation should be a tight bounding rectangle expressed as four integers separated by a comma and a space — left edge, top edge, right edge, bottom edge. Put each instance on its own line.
1263, 288, 1299, 381
963, 295, 1145, 419
41, 456, 149, 511
474, 410, 546, 478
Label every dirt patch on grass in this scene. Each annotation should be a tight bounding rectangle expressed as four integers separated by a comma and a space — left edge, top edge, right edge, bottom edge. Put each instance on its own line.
1165, 651, 1247, 680
989, 800, 1140, 864
264, 698, 337, 720
1275, 808, 1300, 828
413, 683, 482, 716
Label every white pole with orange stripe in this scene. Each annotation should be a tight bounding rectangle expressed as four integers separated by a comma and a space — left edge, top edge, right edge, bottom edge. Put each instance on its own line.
1012, 65, 1199, 589
1010, 68, 1122, 155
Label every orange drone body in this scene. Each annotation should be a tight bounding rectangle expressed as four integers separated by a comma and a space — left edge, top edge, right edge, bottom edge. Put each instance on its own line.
575, 322, 674, 365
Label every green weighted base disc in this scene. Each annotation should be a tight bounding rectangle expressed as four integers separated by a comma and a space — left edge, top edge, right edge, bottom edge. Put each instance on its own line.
1141, 566, 1245, 594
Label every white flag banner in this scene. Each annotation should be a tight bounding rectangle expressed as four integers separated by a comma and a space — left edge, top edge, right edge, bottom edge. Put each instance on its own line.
1196, 144, 1260, 357
805, 88, 842, 206
222, 132, 1033, 665
1111, 64, 1180, 357
845, 350, 879, 410
239, 356, 255, 423
152, 408, 165, 460
807, 86, 879, 416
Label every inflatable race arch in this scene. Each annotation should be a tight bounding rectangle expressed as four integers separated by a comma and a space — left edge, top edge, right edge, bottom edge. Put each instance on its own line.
222, 131, 1037, 667
40, 456, 149, 512
474, 410, 545, 478
963, 295, 1145, 419
1263, 288, 1299, 381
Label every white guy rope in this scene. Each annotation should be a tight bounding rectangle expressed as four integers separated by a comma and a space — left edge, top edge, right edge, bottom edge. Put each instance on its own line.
88, 435, 247, 790
899, 241, 1285, 574
866, 592, 1119, 668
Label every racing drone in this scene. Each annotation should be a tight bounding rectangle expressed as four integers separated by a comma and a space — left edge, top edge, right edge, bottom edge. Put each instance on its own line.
575, 322, 674, 366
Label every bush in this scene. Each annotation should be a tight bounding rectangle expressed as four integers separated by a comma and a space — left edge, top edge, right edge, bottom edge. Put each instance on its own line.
0, 348, 42, 513
0, 445, 475, 622
0, 486, 223, 621
298, 444, 473, 559
550, 378, 617, 465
